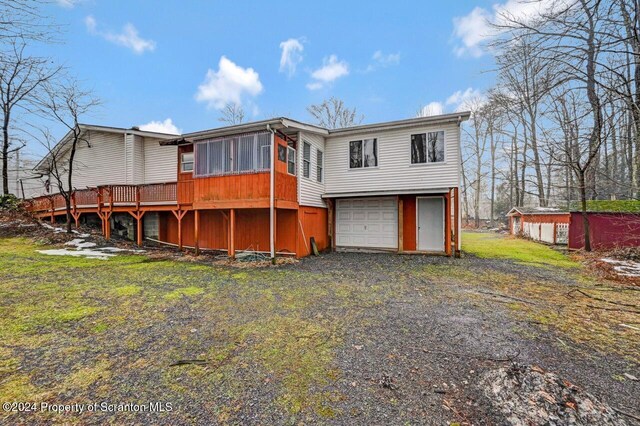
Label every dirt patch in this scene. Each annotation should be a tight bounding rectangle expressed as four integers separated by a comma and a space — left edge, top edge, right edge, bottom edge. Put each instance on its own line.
482, 364, 628, 425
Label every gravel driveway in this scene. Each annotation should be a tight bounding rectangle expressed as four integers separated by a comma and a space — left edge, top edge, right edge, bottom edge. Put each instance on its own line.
1, 237, 638, 425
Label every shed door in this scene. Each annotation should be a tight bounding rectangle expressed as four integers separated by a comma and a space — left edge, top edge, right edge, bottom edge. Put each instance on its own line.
336, 197, 398, 249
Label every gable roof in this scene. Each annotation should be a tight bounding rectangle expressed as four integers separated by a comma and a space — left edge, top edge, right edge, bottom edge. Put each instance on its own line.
506, 207, 569, 216
34, 124, 177, 172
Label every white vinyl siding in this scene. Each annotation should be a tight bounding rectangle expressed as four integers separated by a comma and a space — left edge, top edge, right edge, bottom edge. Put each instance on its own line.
51, 131, 127, 191
125, 134, 145, 184
297, 131, 326, 208
143, 138, 177, 184
0, 153, 43, 198
324, 122, 460, 195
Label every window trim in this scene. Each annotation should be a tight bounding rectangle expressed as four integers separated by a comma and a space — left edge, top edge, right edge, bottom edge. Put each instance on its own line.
348, 138, 378, 170
302, 141, 311, 179
181, 152, 194, 173
316, 148, 323, 183
409, 130, 446, 166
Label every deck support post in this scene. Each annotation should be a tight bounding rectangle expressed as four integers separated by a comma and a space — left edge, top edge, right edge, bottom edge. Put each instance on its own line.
228, 208, 236, 259
72, 212, 81, 229
128, 211, 146, 246
100, 211, 113, 240
194, 209, 200, 256
171, 210, 187, 251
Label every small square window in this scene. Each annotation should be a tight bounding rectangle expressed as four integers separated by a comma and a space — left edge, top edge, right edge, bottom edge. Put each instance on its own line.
181, 152, 194, 173
278, 144, 287, 162
287, 146, 296, 175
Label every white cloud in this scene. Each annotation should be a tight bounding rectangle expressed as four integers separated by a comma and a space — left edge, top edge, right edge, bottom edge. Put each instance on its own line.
452, 0, 557, 57
307, 55, 349, 90
84, 15, 156, 54
139, 118, 181, 135
373, 50, 400, 66
84, 15, 97, 33
417, 102, 444, 117
418, 87, 485, 116
446, 87, 485, 111
57, 0, 81, 8
365, 50, 401, 72
195, 56, 263, 109
279, 38, 304, 77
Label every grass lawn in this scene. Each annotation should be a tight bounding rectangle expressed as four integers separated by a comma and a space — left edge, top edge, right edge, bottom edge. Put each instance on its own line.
462, 231, 578, 268
0, 234, 637, 424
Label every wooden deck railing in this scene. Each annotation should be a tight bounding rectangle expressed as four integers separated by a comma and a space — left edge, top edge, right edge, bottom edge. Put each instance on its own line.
25, 181, 194, 214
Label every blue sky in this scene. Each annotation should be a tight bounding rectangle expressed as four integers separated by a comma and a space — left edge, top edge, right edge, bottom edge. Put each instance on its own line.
27, 0, 505, 151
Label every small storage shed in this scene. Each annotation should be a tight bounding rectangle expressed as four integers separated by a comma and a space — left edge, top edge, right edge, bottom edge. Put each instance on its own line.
568, 201, 640, 250
506, 207, 571, 244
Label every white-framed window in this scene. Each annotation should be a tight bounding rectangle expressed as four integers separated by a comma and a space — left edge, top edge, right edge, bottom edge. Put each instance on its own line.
181, 152, 194, 173
349, 138, 377, 169
316, 149, 323, 182
194, 132, 271, 177
411, 131, 445, 164
287, 146, 296, 175
302, 141, 311, 178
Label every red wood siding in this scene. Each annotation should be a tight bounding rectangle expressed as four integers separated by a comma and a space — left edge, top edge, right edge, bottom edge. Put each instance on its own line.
194, 173, 271, 203
298, 206, 328, 256
401, 195, 417, 251
569, 212, 640, 250
521, 213, 570, 224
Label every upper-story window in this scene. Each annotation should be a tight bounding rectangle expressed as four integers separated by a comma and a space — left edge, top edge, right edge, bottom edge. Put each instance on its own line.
349, 138, 377, 169
302, 141, 311, 178
411, 131, 445, 164
194, 132, 271, 177
316, 149, 323, 182
181, 152, 194, 173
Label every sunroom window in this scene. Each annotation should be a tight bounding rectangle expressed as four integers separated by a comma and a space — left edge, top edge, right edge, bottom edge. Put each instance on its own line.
194, 132, 271, 177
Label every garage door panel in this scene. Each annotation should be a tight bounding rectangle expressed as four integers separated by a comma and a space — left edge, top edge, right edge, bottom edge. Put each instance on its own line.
336, 197, 398, 249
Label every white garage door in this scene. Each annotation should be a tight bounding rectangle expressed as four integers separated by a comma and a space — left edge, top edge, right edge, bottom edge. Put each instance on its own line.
336, 197, 398, 249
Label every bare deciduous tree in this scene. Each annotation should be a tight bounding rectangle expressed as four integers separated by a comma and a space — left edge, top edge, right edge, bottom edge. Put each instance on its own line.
0, 39, 60, 194
307, 97, 363, 129
218, 102, 245, 125
39, 78, 100, 233
0, 0, 58, 45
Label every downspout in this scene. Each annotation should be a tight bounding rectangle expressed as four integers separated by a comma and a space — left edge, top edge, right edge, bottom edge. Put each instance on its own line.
267, 124, 275, 262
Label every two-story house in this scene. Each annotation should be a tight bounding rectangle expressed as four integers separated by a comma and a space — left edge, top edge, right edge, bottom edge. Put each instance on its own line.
28, 113, 469, 257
